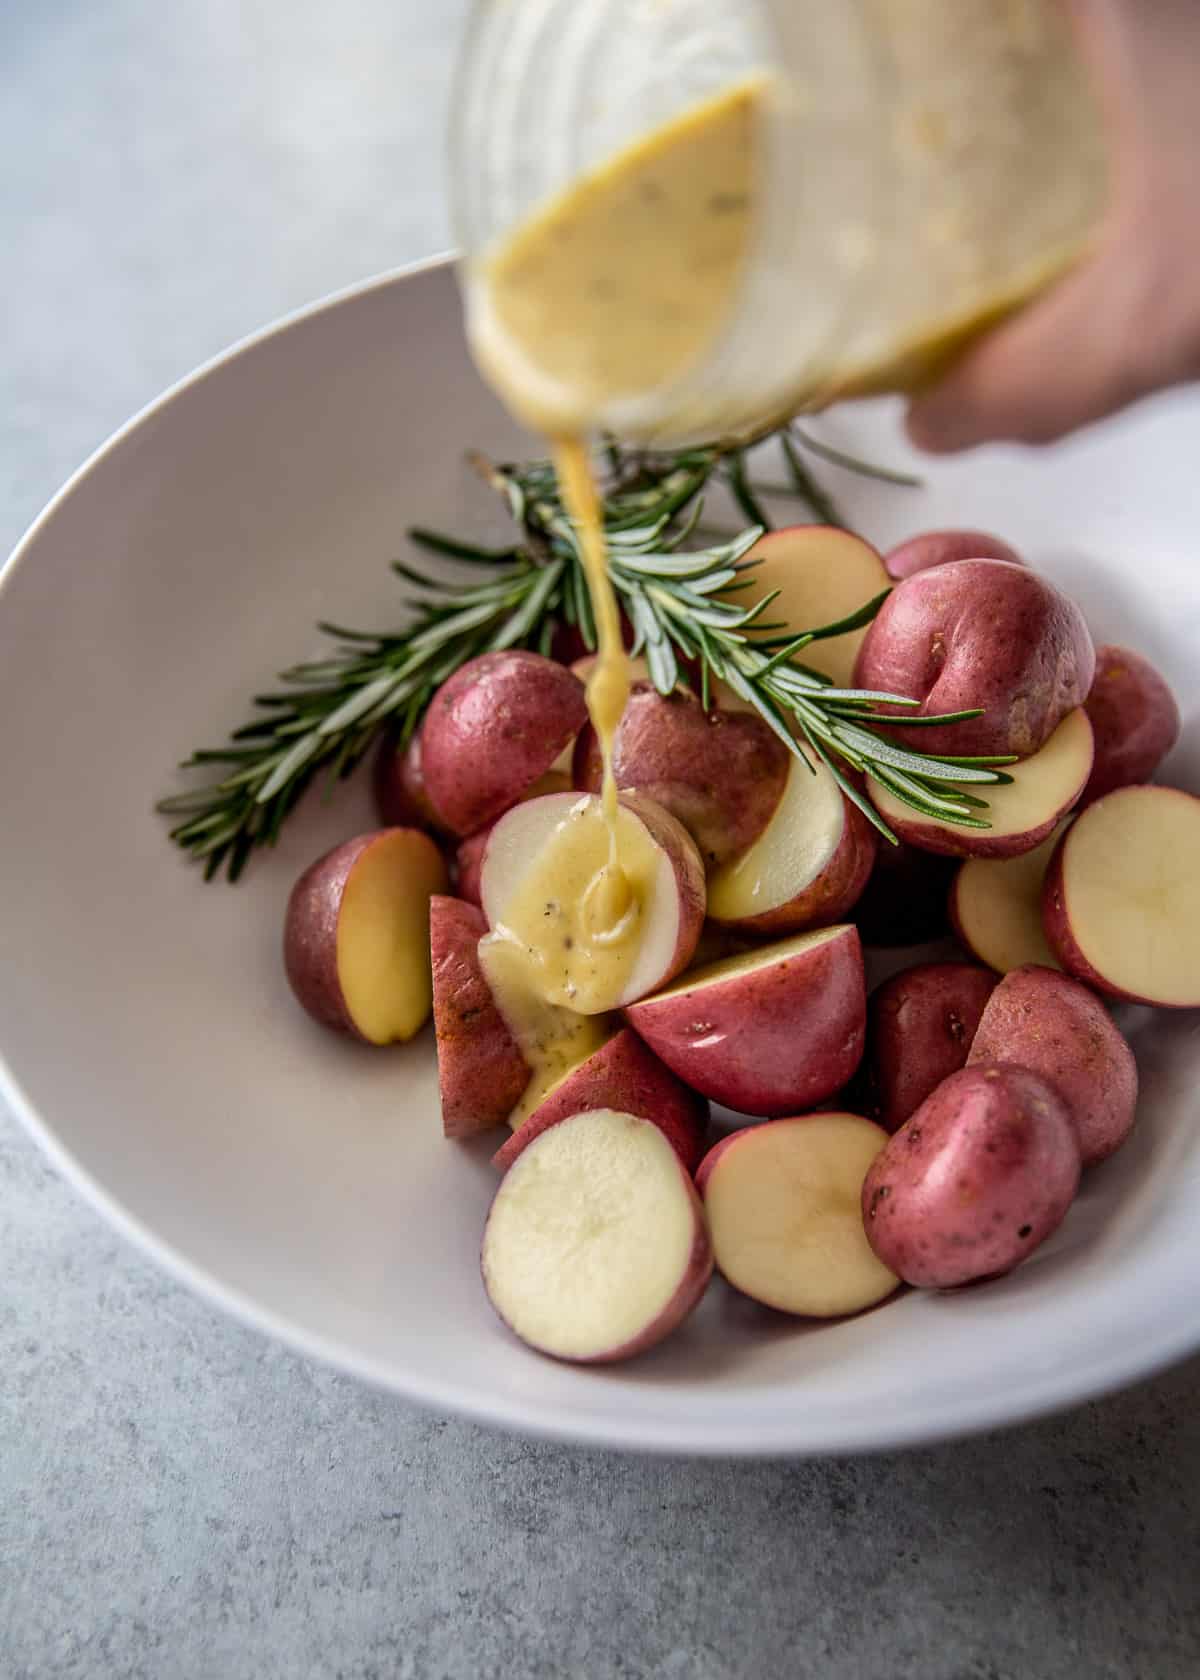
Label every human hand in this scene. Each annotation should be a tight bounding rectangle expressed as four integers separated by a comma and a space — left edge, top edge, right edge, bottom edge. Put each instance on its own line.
907, 0, 1200, 452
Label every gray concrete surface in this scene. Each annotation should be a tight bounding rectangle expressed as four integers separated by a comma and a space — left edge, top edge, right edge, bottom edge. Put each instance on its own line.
2, 4, 1199, 1676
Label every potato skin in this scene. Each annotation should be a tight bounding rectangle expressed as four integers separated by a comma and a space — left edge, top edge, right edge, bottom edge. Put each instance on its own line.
624, 926, 866, 1117
453, 828, 489, 909
430, 896, 530, 1137
283, 834, 375, 1038
708, 792, 877, 936
491, 1028, 708, 1174
1082, 644, 1181, 803
373, 727, 447, 835
573, 683, 789, 868
966, 965, 1137, 1166
853, 559, 1095, 757
862, 962, 997, 1132
421, 651, 587, 835
861, 1064, 1080, 1287
884, 529, 1023, 581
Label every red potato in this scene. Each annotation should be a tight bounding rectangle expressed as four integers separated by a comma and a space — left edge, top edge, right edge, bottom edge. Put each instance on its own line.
1082, 644, 1181, 804
1042, 785, 1200, 1007
698, 1115, 898, 1317
868, 707, 1093, 859
420, 650, 587, 835
480, 791, 705, 1007
430, 896, 530, 1137
373, 727, 448, 835
572, 683, 790, 868
720, 525, 891, 687
853, 559, 1095, 758
481, 1108, 713, 1363
950, 823, 1067, 973
284, 829, 448, 1045
862, 962, 997, 1132
453, 770, 574, 908
862, 1064, 1081, 1288
853, 839, 957, 947
967, 965, 1137, 1166
706, 749, 876, 932
883, 529, 1023, 581
624, 924, 865, 1116
492, 1028, 707, 1174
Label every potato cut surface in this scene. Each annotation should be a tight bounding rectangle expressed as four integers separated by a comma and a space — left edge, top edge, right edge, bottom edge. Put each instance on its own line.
482, 1109, 705, 1360
953, 825, 1066, 973
1053, 788, 1200, 1006
335, 831, 447, 1043
707, 750, 845, 922
704, 1115, 898, 1317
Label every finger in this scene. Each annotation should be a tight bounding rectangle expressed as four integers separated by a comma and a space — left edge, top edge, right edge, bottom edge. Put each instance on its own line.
905, 247, 1143, 452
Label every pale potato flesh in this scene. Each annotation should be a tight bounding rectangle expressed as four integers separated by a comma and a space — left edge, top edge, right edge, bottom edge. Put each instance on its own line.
707, 751, 844, 922
482, 1109, 701, 1359
870, 708, 1092, 848
954, 824, 1066, 973
705, 1115, 898, 1317
335, 832, 449, 1043
646, 923, 846, 999
1059, 790, 1200, 1006
724, 528, 890, 687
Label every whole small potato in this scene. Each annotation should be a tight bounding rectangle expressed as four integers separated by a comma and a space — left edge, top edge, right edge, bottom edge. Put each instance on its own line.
967, 964, 1138, 1166
861, 1064, 1081, 1288
853, 559, 1095, 758
862, 962, 997, 1131
1082, 644, 1181, 803
573, 683, 789, 868
884, 529, 1023, 582
421, 651, 587, 835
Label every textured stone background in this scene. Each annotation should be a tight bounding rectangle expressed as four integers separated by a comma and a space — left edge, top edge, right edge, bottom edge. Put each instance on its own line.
3, 4, 1199, 1676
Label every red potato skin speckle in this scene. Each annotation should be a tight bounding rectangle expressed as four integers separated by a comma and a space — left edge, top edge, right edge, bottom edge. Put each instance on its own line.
966, 964, 1138, 1165
430, 896, 530, 1137
573, 683, 789, 869
1081, 644, 1181, 804
862, 962, 997, 1132
884, 529, 1023, 582
853, 559, 1094, 758
861, 1063, 1080, 1288
421, 651, 587, 836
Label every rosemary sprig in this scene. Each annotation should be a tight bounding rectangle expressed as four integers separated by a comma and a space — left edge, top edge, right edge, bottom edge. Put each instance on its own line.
158, 427, 1003, 881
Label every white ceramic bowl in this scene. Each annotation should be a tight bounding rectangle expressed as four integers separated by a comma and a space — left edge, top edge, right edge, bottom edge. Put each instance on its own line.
2, 258, 1198, 1455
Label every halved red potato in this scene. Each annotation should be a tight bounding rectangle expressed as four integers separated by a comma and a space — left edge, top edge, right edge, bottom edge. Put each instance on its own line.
481, 1108, 713, 1363
862, 962, 997, 1132
1082, 644, 1181, 804
430, 896, 530, 1137
1042, 786, 1200, 1007
697, 1114, 898, 1317
706, 749, 876, 932
867, 708, 1093, 859
453, 770, 574, 908
720, 525, 891, 687
624, 925, 865, 1116
853, 560, 1094, 758
862, 1064, 1081, 1288
967, 965, 1138, 1166
480, 791, 705, 1009
492, 1028, 707, 1174
949, 822, 1068, 973
883, 528, 1023, 581
284, 829, 448, 1044
420, 650, 587, 835
573, 683, 790, 868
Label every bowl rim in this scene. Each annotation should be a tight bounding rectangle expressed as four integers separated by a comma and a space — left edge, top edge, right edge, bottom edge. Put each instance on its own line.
3, 256, 1199, 1456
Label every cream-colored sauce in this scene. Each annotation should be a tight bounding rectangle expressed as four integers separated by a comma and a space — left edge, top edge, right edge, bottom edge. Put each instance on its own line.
479, 797, 663, 1127
474, 79, 763, 436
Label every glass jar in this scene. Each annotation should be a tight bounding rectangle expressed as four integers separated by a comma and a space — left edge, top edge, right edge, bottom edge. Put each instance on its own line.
451, 0, 1109, 447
